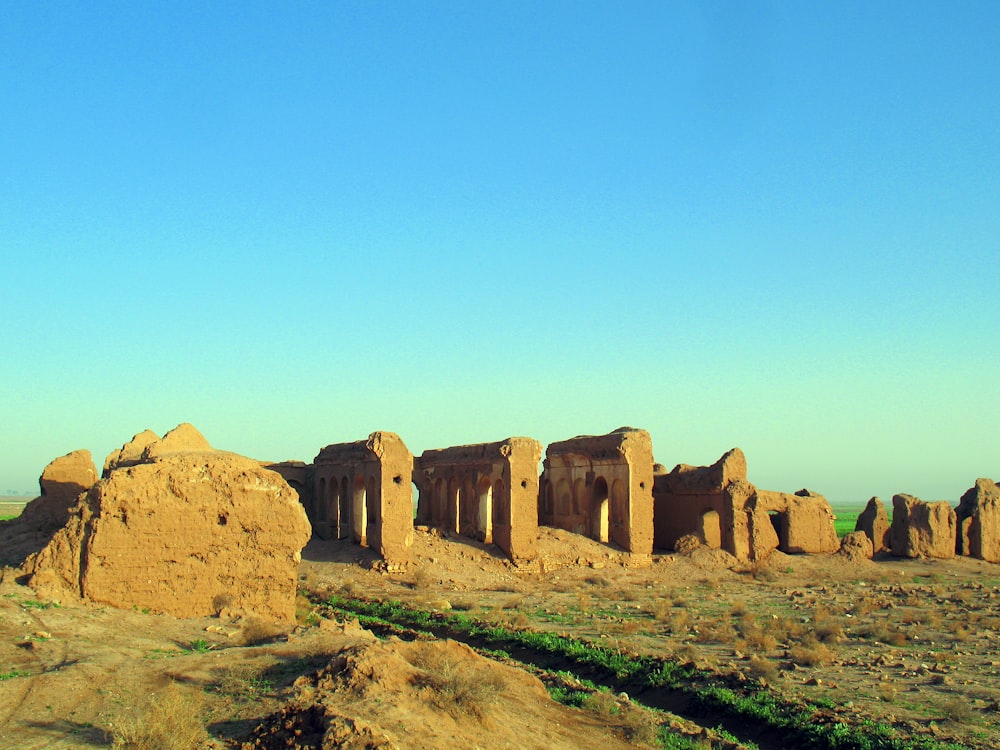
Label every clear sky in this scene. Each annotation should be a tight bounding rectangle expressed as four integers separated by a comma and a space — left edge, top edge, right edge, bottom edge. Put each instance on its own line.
2, 2, 997, 506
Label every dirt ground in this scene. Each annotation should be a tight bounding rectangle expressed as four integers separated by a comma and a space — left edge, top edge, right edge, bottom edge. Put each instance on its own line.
2, 520, 999, 749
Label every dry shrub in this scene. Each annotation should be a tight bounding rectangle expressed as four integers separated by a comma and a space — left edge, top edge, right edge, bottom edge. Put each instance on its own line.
110, 682, 207, 750
615, 706, 660, 745
650, 599, 672, 622
741, 627, 778, 652
748, 654, 778, 682
851, 596, 876, 615
584, 574, 611, 587
942, 697, 974, 723
502, 594, 525, 610
410, 645, 505, 718
510, 612, 530, 629
877, 683, 898, 702
740, 558, 777, 581
789, 641, 834, 667
339, 580, 361, 598
584, 693, 658, 746
694, 621, 737, 645
813, 619, 844, 644
240, 617, 284, 646
582, 689, 620, 719
450, 599, 477, 612
211, 592, 233, 615
412, 565, 436, 590
576, 593, 594, 611
676, 644, 698, 663
770, 617, 805, 643
730, 601, 750, 618
859, 623, 906, 647
217, 663, 271, 700
951, 625, 971, 643
667, 610, 691, 635
620, 620, 642, 636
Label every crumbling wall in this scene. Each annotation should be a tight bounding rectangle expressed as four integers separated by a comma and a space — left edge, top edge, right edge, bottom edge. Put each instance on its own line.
22, 449, 99, 531
413, 437, 542, 561
956, 478, 1000, 562
25, 425, 310, 622
539, 428, 654, 556
652, 448, 746, 551
855, 497, 890, 554
889, 494, 957, 559
653, 448, 837, 561
311, 432, 414, 566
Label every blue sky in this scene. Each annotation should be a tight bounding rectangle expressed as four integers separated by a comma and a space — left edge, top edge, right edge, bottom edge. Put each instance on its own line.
2, 2, 997, 506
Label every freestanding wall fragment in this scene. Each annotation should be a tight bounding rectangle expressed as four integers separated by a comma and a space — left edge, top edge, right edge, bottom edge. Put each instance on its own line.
539, 428, 654, 555
889, 494, 957, 559
652, 448, 747, 551
956, 478, 1000, 562
855, 497, 891, 554
413, 437, 542, 561
310, 432, 414, 566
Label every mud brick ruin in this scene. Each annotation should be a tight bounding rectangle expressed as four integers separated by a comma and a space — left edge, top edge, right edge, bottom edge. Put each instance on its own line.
310, 432, 414, 567
651, 447, 840, 561
413, 437, 542, 561
538, 428, 654, 555
7, 423, 999, 624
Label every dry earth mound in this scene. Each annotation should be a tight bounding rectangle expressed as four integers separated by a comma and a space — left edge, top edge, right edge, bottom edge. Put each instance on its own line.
244, 623, 637, 750
24, 424, 311, 622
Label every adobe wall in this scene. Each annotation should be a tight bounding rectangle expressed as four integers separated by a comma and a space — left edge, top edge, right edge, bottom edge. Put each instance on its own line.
652, 448, 837, 561
311, 432, 413, 566
890, 494, 957, 560
539, 428, 654, 555
413, 437, 542, 561
652, 448, 747, 551
956, 478, 1000, 563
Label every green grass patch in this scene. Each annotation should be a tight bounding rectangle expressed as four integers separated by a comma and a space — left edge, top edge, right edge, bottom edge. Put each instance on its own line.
318, 594, 966, 750
834, 511, 859, 538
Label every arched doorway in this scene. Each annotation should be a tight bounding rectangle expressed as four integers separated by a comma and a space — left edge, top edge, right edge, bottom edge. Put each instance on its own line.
476, 475, 493, 543
317, 478, 327, 525
353, 475, 367, 545
592, 476, 609, 543
338, 476, 351, 539
446, 477, 460, 534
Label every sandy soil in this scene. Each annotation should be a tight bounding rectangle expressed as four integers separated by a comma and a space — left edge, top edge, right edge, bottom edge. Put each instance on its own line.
2, 522, 998, 748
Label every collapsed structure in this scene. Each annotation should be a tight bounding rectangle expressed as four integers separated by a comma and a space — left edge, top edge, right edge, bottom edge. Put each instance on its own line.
538, 428, 654, 555
651, 447, 840, 561
310, 432, 414, 567
19, 424, 311, 622
413, 437, 542, 561
9, 423, 998, 615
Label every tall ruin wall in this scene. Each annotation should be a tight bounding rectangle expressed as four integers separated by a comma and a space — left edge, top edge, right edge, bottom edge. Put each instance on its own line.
413, 437, 542, 561
539, 428, 654, 556
310, 432, 414, 566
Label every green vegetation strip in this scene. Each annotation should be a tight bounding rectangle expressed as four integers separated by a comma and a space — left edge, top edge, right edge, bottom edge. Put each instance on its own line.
319, 595, 967, 750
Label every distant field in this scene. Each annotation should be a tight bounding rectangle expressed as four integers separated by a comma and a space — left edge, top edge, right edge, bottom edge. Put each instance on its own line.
0, 497, 29, 521
831, 504, 890, 538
